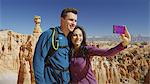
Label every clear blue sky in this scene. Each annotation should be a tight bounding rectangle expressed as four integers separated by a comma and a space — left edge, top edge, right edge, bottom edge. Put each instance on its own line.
0, 0, 149, 37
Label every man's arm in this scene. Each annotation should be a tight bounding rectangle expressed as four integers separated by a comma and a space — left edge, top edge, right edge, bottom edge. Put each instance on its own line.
33, 29, 52, 84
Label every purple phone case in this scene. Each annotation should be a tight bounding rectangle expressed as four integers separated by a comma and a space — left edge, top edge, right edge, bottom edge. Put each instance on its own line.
113, 25, 125, 34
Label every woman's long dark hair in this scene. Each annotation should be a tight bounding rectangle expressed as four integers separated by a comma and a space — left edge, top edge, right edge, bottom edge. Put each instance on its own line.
68, 25, 88, 59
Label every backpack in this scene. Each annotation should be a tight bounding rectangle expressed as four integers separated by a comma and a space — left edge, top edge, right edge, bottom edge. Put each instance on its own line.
44, 27, 68, 67
44, 27, 68, 83
44, 27, 59, 64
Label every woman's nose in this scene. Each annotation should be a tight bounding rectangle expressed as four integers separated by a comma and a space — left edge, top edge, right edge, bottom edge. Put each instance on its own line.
76, 35, 79, 39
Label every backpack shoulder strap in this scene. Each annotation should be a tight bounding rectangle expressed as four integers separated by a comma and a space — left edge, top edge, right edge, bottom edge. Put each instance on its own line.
44, 27, 59, 63
51, 27, 59, 50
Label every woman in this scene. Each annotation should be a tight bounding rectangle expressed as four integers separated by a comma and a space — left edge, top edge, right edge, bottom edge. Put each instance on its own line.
68, 25, 131, 84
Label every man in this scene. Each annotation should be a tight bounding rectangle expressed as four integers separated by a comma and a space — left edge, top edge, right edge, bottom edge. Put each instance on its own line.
33, 8, 78, 84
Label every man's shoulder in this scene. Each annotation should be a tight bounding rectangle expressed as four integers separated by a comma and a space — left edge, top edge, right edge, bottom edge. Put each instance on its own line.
42, 26, 60, 34
37, 28, 53, 41
40, 28, 53, 37
43, 28, 53, 34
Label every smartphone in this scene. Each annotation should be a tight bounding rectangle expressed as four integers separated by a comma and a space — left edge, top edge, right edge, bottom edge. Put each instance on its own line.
113, 25, 125, 34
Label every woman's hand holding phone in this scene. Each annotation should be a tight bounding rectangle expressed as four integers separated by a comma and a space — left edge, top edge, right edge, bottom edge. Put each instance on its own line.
119, 26, 131, 47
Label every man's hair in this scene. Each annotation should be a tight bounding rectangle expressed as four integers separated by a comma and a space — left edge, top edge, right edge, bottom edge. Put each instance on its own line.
61, 8, 78, 18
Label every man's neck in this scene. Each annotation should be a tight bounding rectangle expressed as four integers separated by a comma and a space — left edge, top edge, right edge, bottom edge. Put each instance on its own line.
60, 26, 69, 37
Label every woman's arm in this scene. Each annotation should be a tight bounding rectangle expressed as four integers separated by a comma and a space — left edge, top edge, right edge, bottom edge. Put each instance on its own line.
86, 43, 126, 57
86, 26, 131, 57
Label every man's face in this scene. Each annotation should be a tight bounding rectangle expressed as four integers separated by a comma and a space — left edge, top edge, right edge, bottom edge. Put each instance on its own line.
62, 12, 77, 32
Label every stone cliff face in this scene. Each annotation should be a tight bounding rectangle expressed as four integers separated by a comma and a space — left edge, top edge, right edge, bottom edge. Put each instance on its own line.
89, 41, 150, 84
0, 29, 40, 84
0, 30, 26, 70
0, 15, 42, 84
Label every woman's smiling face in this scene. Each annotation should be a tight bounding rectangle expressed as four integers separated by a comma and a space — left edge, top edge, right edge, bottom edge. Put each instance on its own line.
71, 28, 83, 48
